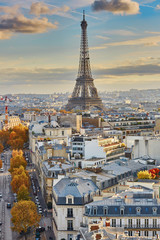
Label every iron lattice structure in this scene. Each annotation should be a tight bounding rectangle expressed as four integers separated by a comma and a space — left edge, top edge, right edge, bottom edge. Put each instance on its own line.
66, 11, 104, 111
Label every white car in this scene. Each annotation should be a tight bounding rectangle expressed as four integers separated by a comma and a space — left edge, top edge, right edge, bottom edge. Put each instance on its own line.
0, 193, 2, 198
0, 168, 3, 172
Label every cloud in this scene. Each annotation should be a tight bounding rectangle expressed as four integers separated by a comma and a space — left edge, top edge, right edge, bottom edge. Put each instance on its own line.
106, 35, 160, 47
0, 14, 58, 39
92, 0, 140, 15
30, 2, 70, 16
96, 35, 110, 40
94, 64, 160, 77
0, 67, 76, 86
104, 29, 136, 36
156, 5, 160, 9
0, 5, 20, 15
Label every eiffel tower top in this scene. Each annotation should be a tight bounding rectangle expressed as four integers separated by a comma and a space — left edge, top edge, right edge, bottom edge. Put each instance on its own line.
77, 10, 92, 79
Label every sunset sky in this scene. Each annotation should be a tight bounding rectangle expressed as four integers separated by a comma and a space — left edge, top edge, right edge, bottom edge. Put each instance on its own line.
0, 0, 160, 94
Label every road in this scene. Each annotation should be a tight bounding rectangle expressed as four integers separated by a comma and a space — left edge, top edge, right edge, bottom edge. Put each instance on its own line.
0, 150, 13, 240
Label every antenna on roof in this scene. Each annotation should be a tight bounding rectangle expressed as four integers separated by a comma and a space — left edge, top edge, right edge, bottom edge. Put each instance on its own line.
83, 10, 85, 20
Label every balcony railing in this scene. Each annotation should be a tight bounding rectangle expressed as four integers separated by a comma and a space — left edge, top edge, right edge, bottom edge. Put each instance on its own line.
67, 227, 73, 231
67, 214, 73, 218
123, 225, 160, 229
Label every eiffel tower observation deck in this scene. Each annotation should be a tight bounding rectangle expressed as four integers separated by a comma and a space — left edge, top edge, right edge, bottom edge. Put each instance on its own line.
66, 11, 104, 111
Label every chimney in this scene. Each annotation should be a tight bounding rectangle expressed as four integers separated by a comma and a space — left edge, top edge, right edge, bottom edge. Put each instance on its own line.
91, 176, 97, 185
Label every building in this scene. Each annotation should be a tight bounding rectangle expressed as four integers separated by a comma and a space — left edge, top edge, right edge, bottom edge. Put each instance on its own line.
41, 159, 74, 204
84, 189, 160, 238
66, 12, 104, 111
52, 177, 99, 240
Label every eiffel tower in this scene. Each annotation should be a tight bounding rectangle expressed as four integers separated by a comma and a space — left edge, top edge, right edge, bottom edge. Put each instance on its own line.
66, 11, 104, 111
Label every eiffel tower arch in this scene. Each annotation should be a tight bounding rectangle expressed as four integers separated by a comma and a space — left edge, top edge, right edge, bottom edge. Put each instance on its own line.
66, 11, 104, 111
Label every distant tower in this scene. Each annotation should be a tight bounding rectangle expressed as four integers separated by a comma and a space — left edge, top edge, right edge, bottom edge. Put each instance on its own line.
66, 11, 104, 111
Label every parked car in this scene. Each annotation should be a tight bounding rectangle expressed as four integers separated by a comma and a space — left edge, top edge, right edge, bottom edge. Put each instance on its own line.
0, 168, 4, 172
0, 193, 2, 198
36, 226, 45, 232
7, 203, 11, 208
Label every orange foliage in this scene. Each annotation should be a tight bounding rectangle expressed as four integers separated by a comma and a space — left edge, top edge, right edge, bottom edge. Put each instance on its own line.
0, 144, 3, 154
0, 160, 2, 169
17, 184, 30, 201
11, 165, 29, 179
11, 200, 41, 233
9, 154, 27, 173
8, 125, 28, 150
11, 171, 30, 193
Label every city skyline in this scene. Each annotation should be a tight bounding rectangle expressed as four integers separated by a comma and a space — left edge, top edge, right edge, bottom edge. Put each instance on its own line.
0, 0, 160, 94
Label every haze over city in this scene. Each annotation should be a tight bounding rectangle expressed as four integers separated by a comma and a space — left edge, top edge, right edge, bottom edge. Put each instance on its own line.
0, 0, 160, 94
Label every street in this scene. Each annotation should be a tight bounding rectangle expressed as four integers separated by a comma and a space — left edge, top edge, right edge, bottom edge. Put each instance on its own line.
0, 150, 13, 240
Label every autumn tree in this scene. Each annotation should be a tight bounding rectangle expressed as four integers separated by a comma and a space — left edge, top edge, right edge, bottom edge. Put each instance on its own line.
11, 171, 30, 193
0, 160, 2, 169
17, 184, 30, 201
137, 170, 152, 179
9, 154, 27, 173
0, 143, 4, 154
7, 125, 29, 150
11, 200, 41, 239
11, 165, 29, 179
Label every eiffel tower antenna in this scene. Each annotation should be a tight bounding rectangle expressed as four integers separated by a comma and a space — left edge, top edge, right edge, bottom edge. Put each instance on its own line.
66, 11, 104, 111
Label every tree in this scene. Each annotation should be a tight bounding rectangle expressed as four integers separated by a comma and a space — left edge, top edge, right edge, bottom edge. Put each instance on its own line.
11, 165, 29, 179
11, 171, 30, 193
0, 160, 2, 169
9, 155, 27, 173
17, 184, 30, 201
137, 170, 152, 179
11, 200, 41, 239
0, 144, 4, 154
7, 125, 29, 150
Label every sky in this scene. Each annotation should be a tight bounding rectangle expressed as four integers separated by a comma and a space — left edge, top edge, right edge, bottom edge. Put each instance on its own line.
0, 0, 160, 94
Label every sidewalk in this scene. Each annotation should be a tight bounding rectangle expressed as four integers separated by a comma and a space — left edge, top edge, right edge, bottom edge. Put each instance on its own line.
40, 217, 55, 240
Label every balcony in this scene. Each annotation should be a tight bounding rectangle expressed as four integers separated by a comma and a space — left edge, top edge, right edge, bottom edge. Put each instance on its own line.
123, 225, 160, 229
67, 214, 73, 218
67, 227, 73, 231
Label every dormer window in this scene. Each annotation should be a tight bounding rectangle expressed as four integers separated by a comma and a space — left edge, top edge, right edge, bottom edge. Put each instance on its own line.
104, 207, 108, 215
153, 207, 157, 215
66, 195, 74, 204
136, 207, 141, 215
68, 198, 72, 204
120, 208, 124, 215
93, 207, 97, 215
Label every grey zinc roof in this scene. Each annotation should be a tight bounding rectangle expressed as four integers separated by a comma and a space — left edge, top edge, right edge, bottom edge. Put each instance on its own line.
102, 163, 131, 175
53, 177, 98, 204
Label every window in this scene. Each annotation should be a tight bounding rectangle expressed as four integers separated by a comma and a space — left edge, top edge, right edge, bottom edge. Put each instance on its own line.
67, 234, 73, 240
136, 207, 141, 215
153, 207, 157, 215
68, 198, 72, 204
112, 219, 116, 227
145, 219, 149, 228
128, 219, 132, 227
67, 208, 73, 217
62, 131, 64, 136
153, 231, 157, 237
120, 219, 122, 227
153, 219, 157, 227
104, 207, 108, 215
67, 220, 73, 231
144, 231, 148, 237
128, 231, 132, 236
136, 219, 140, 228
93, 207, 97, 215
120, 208, 124, 215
